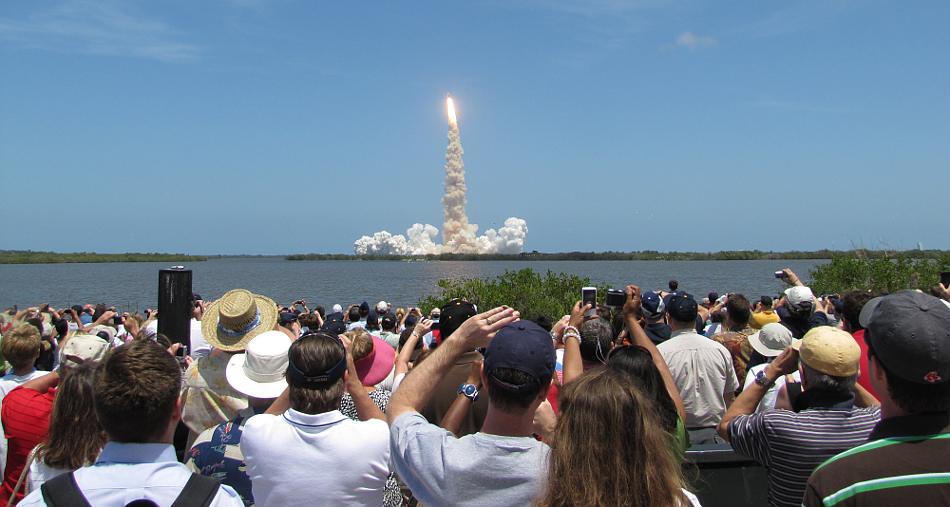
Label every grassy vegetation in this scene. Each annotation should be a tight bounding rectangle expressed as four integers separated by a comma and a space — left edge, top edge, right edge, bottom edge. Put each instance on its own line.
0, 251, 208, 264
415, 253, 950, 321
287, 249, 950, 262
809, 252, 950, 294
417, 268, 608, 322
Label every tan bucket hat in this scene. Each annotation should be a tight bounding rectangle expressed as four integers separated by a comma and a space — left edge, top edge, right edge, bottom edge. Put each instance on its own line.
201, 289, 278, 352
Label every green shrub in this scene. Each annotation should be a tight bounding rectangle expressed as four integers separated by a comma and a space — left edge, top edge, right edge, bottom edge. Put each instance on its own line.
809, 253, 950, 294
417, 268, 607, 322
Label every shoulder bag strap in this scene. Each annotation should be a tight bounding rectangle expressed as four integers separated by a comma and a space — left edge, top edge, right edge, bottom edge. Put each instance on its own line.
40, 472, 92, 507
169, 474, 220, 507
7, 446, 37, 507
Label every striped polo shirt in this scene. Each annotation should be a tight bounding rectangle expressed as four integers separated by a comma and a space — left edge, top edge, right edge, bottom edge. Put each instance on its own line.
803, 411, 950, 506
728, 401, 881, 507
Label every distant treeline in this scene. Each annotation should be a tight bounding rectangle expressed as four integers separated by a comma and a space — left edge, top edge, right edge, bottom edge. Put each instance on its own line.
0, 251, 208, 264
286, 249, 950, 262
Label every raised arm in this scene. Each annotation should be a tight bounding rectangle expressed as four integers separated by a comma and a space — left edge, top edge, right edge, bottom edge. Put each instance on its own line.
339, 333, 385, 422
395, 319, 431, 376
717, 347, 799, 441
439, 359, 482, 436
21, 370, 61, 394
853, 382, 880, 408
560, 301, 589, 385
388, 307, 519, 423
622, 285, 686, 422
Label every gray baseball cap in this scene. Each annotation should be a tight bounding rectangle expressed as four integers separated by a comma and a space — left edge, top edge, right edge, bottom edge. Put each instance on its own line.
859, 290, 950, 384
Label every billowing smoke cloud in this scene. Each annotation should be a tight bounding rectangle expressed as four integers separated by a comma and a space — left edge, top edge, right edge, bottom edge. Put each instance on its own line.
353, 219, 528, 256
353, 96, 528, 255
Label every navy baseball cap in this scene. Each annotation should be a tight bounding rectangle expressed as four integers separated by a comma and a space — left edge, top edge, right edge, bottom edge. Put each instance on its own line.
667, 292, 699, 323
483, 321, 555, 391
859, 291, 950, 384
640, 291, 666, 320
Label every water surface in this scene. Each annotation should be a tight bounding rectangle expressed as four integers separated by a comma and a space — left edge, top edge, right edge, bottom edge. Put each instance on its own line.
0, 258, 826, 312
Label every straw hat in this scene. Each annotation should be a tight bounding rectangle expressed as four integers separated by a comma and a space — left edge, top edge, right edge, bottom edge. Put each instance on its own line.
202, 289, 278, 352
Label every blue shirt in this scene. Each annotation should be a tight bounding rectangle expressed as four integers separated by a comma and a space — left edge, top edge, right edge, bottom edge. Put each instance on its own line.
19, 442, 243, 507
390, 412, 549, 507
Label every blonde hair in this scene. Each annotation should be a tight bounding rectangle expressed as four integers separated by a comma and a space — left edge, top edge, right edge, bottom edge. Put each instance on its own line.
344, 328, 374, 362
538, 368, 689, 507
2, 324, 42, 369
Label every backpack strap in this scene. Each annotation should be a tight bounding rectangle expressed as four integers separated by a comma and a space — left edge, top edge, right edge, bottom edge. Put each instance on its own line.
40, 472, 93, 507
169, 474, 220, 507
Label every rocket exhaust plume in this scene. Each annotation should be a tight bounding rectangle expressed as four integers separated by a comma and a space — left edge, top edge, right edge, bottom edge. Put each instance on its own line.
353, 94, 528, 255
441, 95, 478, 254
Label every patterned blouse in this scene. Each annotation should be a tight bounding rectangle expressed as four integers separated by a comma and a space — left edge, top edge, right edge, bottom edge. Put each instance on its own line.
339, 389, 402, 507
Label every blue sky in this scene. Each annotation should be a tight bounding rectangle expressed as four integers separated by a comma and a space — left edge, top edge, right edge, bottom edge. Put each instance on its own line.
2, 0, 948, 254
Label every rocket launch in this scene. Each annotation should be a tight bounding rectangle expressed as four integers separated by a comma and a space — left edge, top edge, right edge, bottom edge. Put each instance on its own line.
353, 94, 528, 255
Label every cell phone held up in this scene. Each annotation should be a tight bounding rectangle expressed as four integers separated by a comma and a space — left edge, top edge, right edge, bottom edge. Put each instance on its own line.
941, 272, 950, 288
582, 287, 597, 317
175, 345, 189, 367
774, 270, 788, 279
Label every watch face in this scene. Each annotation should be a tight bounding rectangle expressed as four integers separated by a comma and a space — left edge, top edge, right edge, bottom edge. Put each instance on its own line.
462, 385, 477, 396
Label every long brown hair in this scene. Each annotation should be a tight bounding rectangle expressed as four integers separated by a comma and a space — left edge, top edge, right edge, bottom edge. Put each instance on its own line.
35, 364, 106, 470
538, 368, 688, 507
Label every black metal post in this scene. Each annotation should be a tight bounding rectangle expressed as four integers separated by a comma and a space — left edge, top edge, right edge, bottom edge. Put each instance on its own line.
158, 267, 193, 348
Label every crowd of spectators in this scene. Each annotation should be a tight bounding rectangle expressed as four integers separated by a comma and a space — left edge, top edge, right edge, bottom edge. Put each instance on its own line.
0, 269, 947, 506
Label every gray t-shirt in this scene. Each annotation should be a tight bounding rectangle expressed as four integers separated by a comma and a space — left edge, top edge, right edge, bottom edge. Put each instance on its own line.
390, 412, 549, 507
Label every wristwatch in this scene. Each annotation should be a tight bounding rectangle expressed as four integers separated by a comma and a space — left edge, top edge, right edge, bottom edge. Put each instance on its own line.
754, 370, 775, 388
457, 383, 480, 402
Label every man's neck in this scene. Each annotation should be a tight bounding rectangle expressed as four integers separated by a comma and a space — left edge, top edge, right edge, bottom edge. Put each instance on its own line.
12, 366, 35, 376
480, 404, 536, 437
669, 322, 696, 334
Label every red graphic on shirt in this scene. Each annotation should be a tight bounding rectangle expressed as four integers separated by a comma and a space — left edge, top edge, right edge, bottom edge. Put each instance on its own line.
924, 371, 942, 383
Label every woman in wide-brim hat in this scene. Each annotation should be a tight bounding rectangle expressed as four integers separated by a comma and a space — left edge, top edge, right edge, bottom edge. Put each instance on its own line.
202, 289, 278, 352
182, 289, 278, 435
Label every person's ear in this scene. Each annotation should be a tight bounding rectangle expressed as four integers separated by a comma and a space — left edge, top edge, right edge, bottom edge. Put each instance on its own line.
870, 354, 886, 382
171, 396, 183, 423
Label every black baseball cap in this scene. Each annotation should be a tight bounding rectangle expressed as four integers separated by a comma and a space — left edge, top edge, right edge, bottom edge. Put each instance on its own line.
667, 292, 699, 323
320, 312, 347, 335
483, 321, 555, 391
859, 290, 950, 384
439, 299, 477, 340
381, 313, 397, 329
279, 311, 298, 326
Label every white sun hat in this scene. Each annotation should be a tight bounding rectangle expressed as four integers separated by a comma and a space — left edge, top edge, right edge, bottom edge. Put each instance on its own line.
226, 330, 292, 399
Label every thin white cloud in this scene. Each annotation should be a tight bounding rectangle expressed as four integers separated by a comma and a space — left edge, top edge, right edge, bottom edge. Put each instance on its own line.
0, 1, 199, 62
675, 31, 718, 49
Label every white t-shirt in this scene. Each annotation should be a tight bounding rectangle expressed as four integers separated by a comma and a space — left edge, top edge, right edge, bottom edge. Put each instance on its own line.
27, 454, 70, 493
743, 364, 802, 413
190, 318, 212, 359
241, 409, 390, 507
0, 370, 48, 399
